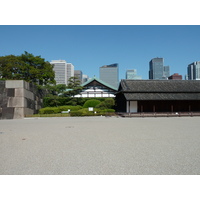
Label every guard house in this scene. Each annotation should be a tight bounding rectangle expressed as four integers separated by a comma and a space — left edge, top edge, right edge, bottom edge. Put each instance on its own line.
116, 80, 200, 113
74, 77, 117, 98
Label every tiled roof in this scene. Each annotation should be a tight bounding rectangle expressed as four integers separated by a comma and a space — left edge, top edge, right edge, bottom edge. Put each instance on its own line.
82, 77, 118, 91
120, 80, 200, 92
118, 80, 200, 100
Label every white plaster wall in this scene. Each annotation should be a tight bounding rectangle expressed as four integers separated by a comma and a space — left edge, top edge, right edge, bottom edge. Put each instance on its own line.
127, 101, 138, 113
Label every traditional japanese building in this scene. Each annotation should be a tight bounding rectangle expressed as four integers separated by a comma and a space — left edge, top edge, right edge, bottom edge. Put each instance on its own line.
116, 80, 200, 113
74, 77, 117, 98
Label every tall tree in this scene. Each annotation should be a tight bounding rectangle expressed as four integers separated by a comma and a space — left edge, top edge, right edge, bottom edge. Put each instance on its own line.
0, 51, 55, 85
63, 77, 83, 97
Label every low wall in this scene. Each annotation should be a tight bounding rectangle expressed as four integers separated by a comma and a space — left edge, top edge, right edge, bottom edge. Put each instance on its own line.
0, 80, 43, 119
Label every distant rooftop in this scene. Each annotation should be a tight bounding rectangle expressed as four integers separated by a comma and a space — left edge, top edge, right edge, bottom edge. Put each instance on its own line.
100, 63, 118, 68
50, 60, 67, 63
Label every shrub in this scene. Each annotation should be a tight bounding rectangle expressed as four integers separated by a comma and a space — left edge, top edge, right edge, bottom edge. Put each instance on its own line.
95, 102, 107, 110
39, 107, 60, 114
59, 105, 82, 112
95, 98, 115, 110
39, 105, 83, 114
104, 98, 115, 108
83, 99, 101, 108
70, 111, 84, 116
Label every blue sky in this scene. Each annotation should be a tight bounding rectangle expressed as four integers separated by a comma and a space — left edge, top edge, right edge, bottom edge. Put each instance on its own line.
1, 25, 200, 80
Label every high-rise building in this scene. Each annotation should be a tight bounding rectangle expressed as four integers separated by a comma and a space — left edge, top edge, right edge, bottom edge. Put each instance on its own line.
74, 70, 83, 84
67, 63, 74, 84
126, 69, 142, 80
149, 58, 170, 80
163, 66, 170, 79
99, 63, 119, 89
50, 60, 74, 85
187, 61, 200, 80
50, 60, 67, 85
82, 74, 89, 83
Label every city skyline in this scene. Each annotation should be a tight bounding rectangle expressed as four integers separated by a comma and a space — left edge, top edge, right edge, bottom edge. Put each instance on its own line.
1, 25, 200, 80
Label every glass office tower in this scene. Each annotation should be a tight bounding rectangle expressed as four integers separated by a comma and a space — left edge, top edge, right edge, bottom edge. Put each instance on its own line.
100, 63, 119, 89
163, 66, 170, 79
126, 69, 142, 80
149, 58, 170, 80
149, 58, 164, 80
188, 61, 200, 80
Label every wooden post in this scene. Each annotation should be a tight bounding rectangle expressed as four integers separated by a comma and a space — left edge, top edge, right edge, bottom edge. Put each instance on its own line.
171, 105, 173, 113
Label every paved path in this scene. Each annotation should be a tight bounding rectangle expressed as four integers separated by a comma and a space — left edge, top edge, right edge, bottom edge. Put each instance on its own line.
0, 116, 200, 174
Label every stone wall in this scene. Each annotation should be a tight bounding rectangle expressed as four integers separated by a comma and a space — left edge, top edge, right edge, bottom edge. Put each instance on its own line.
0, 80, 43, 119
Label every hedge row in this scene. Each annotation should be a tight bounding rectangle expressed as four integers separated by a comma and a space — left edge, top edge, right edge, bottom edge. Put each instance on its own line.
43, 97, 112, 107
39, 106, 115, 116
70, 109, 115, 116
39, 105, 82, 114
39, 98, 116, 116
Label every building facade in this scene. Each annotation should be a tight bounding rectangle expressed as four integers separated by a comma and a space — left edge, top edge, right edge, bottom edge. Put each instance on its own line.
74, 70, 83, 84
126, 69, 142, 80
163, 66, 170, 79
99, 63, 119, 89
168, 73, 182, 80
82, 74, 89, 83
50, 60, 75, 85
188, 61, 200, 80
67, 63, 74, 84
149, 58, 170, 80
116, 80, 200, 113
74, 77, 117, 98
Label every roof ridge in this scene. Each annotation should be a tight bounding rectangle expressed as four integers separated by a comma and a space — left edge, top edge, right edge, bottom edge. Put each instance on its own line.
82, 77, 118, 91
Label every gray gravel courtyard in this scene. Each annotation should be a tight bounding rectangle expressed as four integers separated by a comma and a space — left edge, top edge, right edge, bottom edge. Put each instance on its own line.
0, 116, 200, 175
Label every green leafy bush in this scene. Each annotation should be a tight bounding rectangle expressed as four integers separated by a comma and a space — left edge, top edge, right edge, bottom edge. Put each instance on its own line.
104, 98, 115, 108
43, 97, 115, 107
70, 111, 84, 116
70, 108, 115, 117
83, 99, 101, 108
39, 105, 83, 114
39, 107, 60, 114
95, 98, 115, 110
59, 105, 82, 112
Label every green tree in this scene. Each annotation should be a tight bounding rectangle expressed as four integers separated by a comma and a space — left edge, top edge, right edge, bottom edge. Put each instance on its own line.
63, 77, 83, 97
56, 84, 67, 94
41, 84, 67, 96
0, 51, 55, 85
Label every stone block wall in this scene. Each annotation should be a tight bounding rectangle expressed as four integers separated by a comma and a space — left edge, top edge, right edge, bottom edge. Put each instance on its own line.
0, 80, 43, 119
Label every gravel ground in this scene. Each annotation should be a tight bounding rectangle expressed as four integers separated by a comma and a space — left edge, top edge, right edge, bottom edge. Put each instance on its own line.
0, 116, 200, 175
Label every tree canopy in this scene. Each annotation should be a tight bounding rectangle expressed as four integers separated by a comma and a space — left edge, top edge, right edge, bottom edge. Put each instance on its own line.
63, 76, 83, 97
0, 51, 55, 85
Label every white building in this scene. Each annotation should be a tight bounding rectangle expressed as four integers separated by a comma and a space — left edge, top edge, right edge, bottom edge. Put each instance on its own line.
67, 63, 74, 84
74, 77, 117, 98
50, 60, 75, 85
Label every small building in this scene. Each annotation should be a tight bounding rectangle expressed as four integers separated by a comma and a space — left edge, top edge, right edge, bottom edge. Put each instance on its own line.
168, 73, 182, 80
74, 77, 117, 98
116, 80, 200, 113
